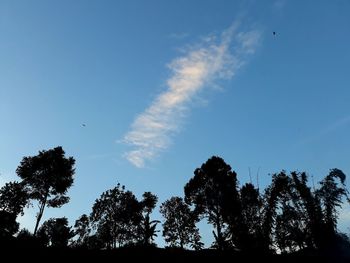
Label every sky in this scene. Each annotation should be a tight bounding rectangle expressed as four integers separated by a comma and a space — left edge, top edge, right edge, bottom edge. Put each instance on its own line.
1, 0, 350, 246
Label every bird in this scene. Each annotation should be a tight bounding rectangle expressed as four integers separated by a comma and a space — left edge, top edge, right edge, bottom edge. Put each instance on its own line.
82, 124, 86, 127
273, 31, 276, 36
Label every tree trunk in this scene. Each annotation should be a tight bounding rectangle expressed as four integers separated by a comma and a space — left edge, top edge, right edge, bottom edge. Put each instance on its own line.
34, 193, 48, 235
216, 216, 223, 250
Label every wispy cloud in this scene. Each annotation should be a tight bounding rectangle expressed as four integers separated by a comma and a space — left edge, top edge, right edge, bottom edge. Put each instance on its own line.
122, 23, 261, 168
298, 115, 350, 146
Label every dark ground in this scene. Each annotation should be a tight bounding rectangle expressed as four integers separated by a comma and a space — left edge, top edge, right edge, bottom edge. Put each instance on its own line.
1, 242, 349, 263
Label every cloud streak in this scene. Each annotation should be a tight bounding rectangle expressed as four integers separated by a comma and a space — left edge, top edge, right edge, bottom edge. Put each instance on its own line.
123, 23, 261, 168
297, 115, 350, 146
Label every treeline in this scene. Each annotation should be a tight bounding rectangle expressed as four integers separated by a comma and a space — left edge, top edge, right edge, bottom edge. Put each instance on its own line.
0, 146, 349, 255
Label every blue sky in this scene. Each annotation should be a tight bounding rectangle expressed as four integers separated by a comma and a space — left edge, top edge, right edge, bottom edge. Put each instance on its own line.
1, 0, 350, 246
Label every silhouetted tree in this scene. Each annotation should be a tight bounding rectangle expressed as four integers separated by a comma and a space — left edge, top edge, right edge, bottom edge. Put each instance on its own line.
139, 192, 159, 246
95, 219, 114, 249
261, 171, 293, 252
263, 171, 315, 252
16, 146, 75, 235
261, 170, 350, 253
160, 196, 203, 250
73, 214, 91, 247
37, 217, 73, 247
0, 181, 28, 216
84, 234, 104, 249
235, 183, 264, 251
289, 172, 323, 249
16, 228, 33, 241
90, 183, 142, 248
0, 210, 19, 239
316, 169, 349, 236
0, 181, 28, 239
184, 156, 240, 250
275, 203, 305, 252
16, 228, 40, 248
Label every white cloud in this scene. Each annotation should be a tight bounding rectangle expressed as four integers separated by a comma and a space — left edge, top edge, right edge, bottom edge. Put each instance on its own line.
123, 23, 261, 168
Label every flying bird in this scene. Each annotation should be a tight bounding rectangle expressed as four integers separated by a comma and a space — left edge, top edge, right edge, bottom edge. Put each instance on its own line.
82, 124, 86, 127
273, 31, 276, 36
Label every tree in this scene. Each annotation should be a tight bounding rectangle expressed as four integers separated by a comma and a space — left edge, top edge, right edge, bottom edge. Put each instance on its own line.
16, 228, 33, 241
37, 217, 73, 247
95, 219, 114, 249
275, 203, 305, 252
139, 192, 160, 246
261, 171, 293, 252
160, 196, 203, 249
0, 181, 28, 239
16, 228, 42, 248
316, 169, 349, 236
184, 156, 240, 250
289, 172, 323, 249
139, 214, 159, 247
90, 183, 142, 248
0, 181, 28, 216
260, 170, 350, 252
272, 173, 310, 252
73, 214, 91, 247
16, 146, 75, 235
235, 183, 264, 251
0, 211, 19, 239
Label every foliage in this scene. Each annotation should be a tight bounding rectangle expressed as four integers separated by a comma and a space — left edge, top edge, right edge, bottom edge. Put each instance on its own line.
316, 169, 349, 235
1, 152, 349, 255
233, 183, 264, 251
73, 214, 91, 247
138, 192, 160, 246
90, 183, 142, 248
184, 156, 240, 250
160, 196, 203, 250
0, 181, 28, 216
0, 210, 19, 239
16, 228, 33, 240
37, 217, 74, 247
16, 146, 75, 235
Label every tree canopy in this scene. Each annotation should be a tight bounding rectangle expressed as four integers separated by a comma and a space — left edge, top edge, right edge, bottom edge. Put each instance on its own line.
160, 196, 203, 250
37, 217, 73, 247
90, 183, 142, 248
0, 181, 28, 216
1, 151, 349, 257
16, 146, 75, 235
184, 156, 240, 249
